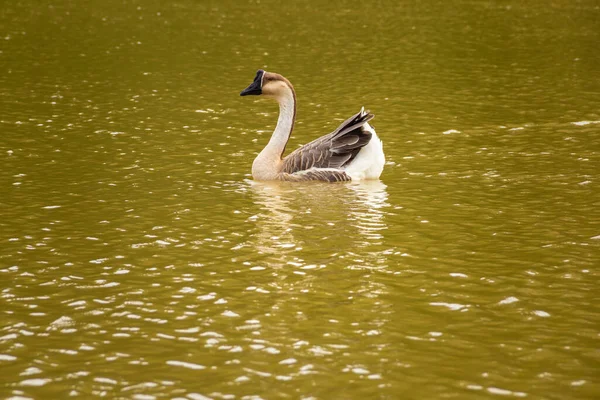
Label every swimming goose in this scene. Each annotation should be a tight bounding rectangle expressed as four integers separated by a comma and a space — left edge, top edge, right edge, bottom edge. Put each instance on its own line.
240, 70, 385, 182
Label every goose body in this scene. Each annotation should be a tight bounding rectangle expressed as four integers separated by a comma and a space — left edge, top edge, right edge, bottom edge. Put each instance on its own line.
240, 70, 385, 182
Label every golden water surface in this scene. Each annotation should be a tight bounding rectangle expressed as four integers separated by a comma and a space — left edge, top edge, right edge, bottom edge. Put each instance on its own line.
1, 0, 599, 399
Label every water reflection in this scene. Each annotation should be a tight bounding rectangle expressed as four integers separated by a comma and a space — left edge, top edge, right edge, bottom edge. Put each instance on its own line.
240, 180, 395, 389
248, 180, 389, 265
247, 181, 297, 258
347, 181, 389, 245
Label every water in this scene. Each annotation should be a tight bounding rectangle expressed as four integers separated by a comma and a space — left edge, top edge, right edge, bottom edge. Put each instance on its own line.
1, 0, 599, 399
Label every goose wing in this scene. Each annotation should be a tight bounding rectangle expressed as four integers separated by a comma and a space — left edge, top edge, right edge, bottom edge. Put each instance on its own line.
281, 109, 374, 174
278, 169, 351, 182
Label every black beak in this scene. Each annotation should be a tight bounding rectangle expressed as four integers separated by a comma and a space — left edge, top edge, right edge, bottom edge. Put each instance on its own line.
240, 69, 265, 96
240, 81, 261, 96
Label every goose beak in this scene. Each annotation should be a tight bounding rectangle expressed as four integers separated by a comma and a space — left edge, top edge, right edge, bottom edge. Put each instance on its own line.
240, 69, 265, 96
240, 80, 262, 96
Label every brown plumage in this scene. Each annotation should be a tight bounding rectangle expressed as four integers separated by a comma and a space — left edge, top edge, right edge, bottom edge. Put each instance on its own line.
280, 110, 374, 177
278, 169, 351, 182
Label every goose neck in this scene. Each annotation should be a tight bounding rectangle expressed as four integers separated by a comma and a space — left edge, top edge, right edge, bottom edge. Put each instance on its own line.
267, 87, 296, 157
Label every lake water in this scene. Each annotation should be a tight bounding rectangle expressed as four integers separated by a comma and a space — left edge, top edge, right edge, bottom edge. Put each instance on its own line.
1, 0, 599, 399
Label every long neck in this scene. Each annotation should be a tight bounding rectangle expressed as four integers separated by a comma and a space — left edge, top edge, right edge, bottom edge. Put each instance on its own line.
265, 86, 296, 159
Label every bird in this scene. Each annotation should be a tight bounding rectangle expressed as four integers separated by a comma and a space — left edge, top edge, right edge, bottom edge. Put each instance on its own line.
240, 70, 385, 182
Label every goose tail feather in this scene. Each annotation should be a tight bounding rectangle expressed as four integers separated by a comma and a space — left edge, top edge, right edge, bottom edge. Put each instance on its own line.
332, 109, 374, 140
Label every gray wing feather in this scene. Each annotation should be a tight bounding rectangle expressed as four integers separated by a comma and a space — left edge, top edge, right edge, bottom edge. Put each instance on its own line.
281, 109, 374, 174
334, 135, 360, 148
277, 170, 351, 182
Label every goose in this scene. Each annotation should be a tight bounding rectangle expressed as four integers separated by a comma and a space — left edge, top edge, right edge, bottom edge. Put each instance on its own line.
240, 70, 385, 182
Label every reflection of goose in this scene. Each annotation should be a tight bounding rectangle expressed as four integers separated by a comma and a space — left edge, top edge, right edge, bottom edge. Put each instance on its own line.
249, 181, 296, 257
240, 70, 385, 182
347, 181, 389, 243
348, 180, 389, 211
248, 181, 389, 257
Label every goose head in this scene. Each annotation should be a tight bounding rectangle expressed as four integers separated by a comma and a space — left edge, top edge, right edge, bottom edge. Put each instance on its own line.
240, 70, 294, 100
